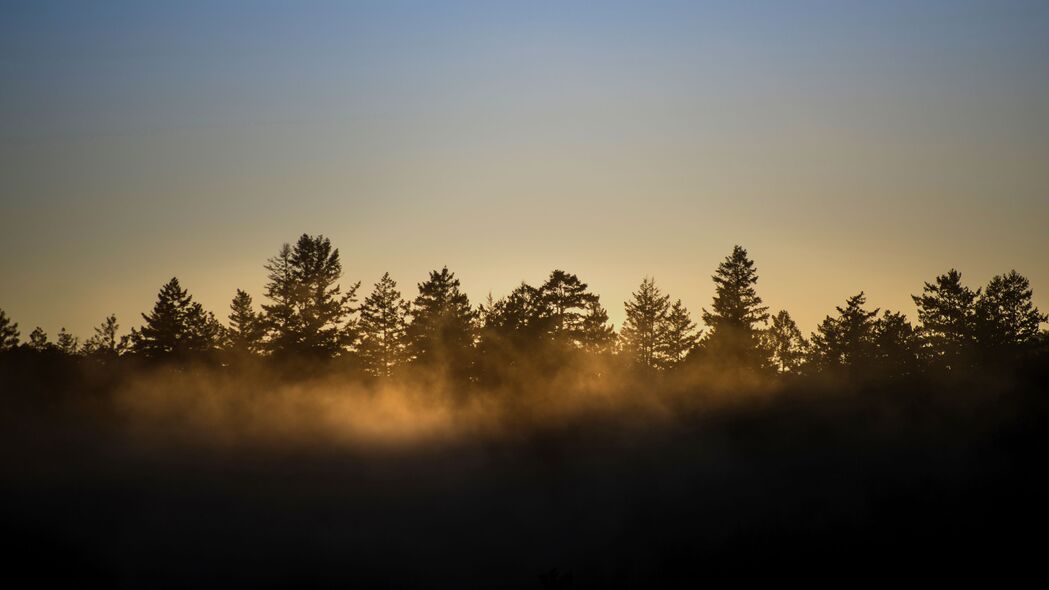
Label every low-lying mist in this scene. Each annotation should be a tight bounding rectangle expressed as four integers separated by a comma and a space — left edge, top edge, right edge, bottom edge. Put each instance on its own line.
2, 356, 1048, 588
108, 360, 776, 451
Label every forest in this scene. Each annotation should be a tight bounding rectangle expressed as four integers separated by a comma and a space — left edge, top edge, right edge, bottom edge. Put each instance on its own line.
2, 235, 1048, 588
2, 234, 1045, 380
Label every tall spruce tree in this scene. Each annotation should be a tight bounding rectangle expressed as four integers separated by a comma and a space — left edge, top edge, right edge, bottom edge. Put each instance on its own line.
0, 309, 19, 351
579, 298, 616, 355
262, 243, 300, 353
131, 277, 222, 358
762, 310, 807, 373
912, 269, 979, 371
358, 273, 410, 377
808, 292, 879, 374
657, 299, 699, 369
975, 270, 1047, 356
227, 290, 264, 355
261, 234, 359, 358
621, 277, 670, 370
407, 267, 477, 377
700, 245, 770, 367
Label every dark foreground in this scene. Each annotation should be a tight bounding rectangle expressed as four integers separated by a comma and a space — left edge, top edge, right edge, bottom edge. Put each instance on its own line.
2, 362, 1048, 588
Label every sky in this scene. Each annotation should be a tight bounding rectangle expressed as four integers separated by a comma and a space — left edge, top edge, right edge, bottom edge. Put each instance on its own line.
2, 0, 1048, 339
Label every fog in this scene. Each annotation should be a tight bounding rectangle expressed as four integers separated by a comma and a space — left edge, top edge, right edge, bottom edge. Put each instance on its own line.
3, 354, 1047, 587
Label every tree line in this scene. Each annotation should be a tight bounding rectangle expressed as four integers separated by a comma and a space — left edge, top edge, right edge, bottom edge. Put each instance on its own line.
1, 235, 1046, 382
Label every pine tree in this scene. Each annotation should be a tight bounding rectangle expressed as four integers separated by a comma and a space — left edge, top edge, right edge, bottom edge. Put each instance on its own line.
131, 277, 221, 358
975, 270, 1047, 356
579, 298, 616, 355
56, 327, 79, 355
620, 277, 670, 370
538, 270, 599, 346
358, 273, 410, 377
261, 235, 359, 358
0, 309, 19, 351
262, 243, 300, 354
808, 292, 879, 374
486, 282, 548, 340
83, 315, 123, 356
657, 299, 699, 369
407, 267, 477, 377
912, 269, 979, 371
227, 290, 264, 355
761, 310, 807, 373
28, 327, 49, 351
475, 284, 550, 382
700, 245, 770, 367
872, 310, 921, 378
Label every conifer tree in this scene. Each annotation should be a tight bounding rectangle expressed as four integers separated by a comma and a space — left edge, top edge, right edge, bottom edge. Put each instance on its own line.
0, 309, 19, 351
261, 235, 358, 358
700, 245, 770, 367
872, 310, 922, 378
262, 243, 300, 353
657, 299, 699, 369
975, 270, 1047, 356
28, 327, 49, 351
83, 315, 123, 356
621, 277, 670, 370
808, 292, 879, 373
358, 273, 410, 377
475, 292, 506, 381
56, 327, 79, 355
475, 284, 551, 382
486, 282, 547, 340
227, 290, 264, 355
579, 298, 616, 355
538, 270, 599, 346
912, 269, 979, 371
131, 277, 222, 358
762, 310, 807, 373
407, 267, 477, 377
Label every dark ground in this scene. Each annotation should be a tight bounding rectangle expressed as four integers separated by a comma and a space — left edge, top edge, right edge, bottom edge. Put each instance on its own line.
2, 357, 1048, 588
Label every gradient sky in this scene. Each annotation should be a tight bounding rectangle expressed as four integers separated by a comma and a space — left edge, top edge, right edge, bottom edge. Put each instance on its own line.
2, 0, 1048, 340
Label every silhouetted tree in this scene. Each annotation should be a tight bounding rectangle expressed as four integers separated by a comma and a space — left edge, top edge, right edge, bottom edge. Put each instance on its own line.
912, 270, 979, 372
621, 277, 670, 370
0, 309, 19, 351
227, 290, 264, 355
262, 234, 359, 358
82, 315, 124, 356
872, 310, 922, 378
358, 273, 410, 377
539, 270, 599, 346
579, 298, 616, 355
975, 270, 1047, 359
55, 327, 79, 355
808, 292, 878, 374
762, 310, 807, 373
700, 245, 770, 368
28, 327, 49, 351
262, 243, 299, 353
621, 278, 698, 370
658, 299, 699, 369
485, 282, 548, 342
131, 277, 222, 359
475, 284, 551, 383
407, 267, 477, 379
